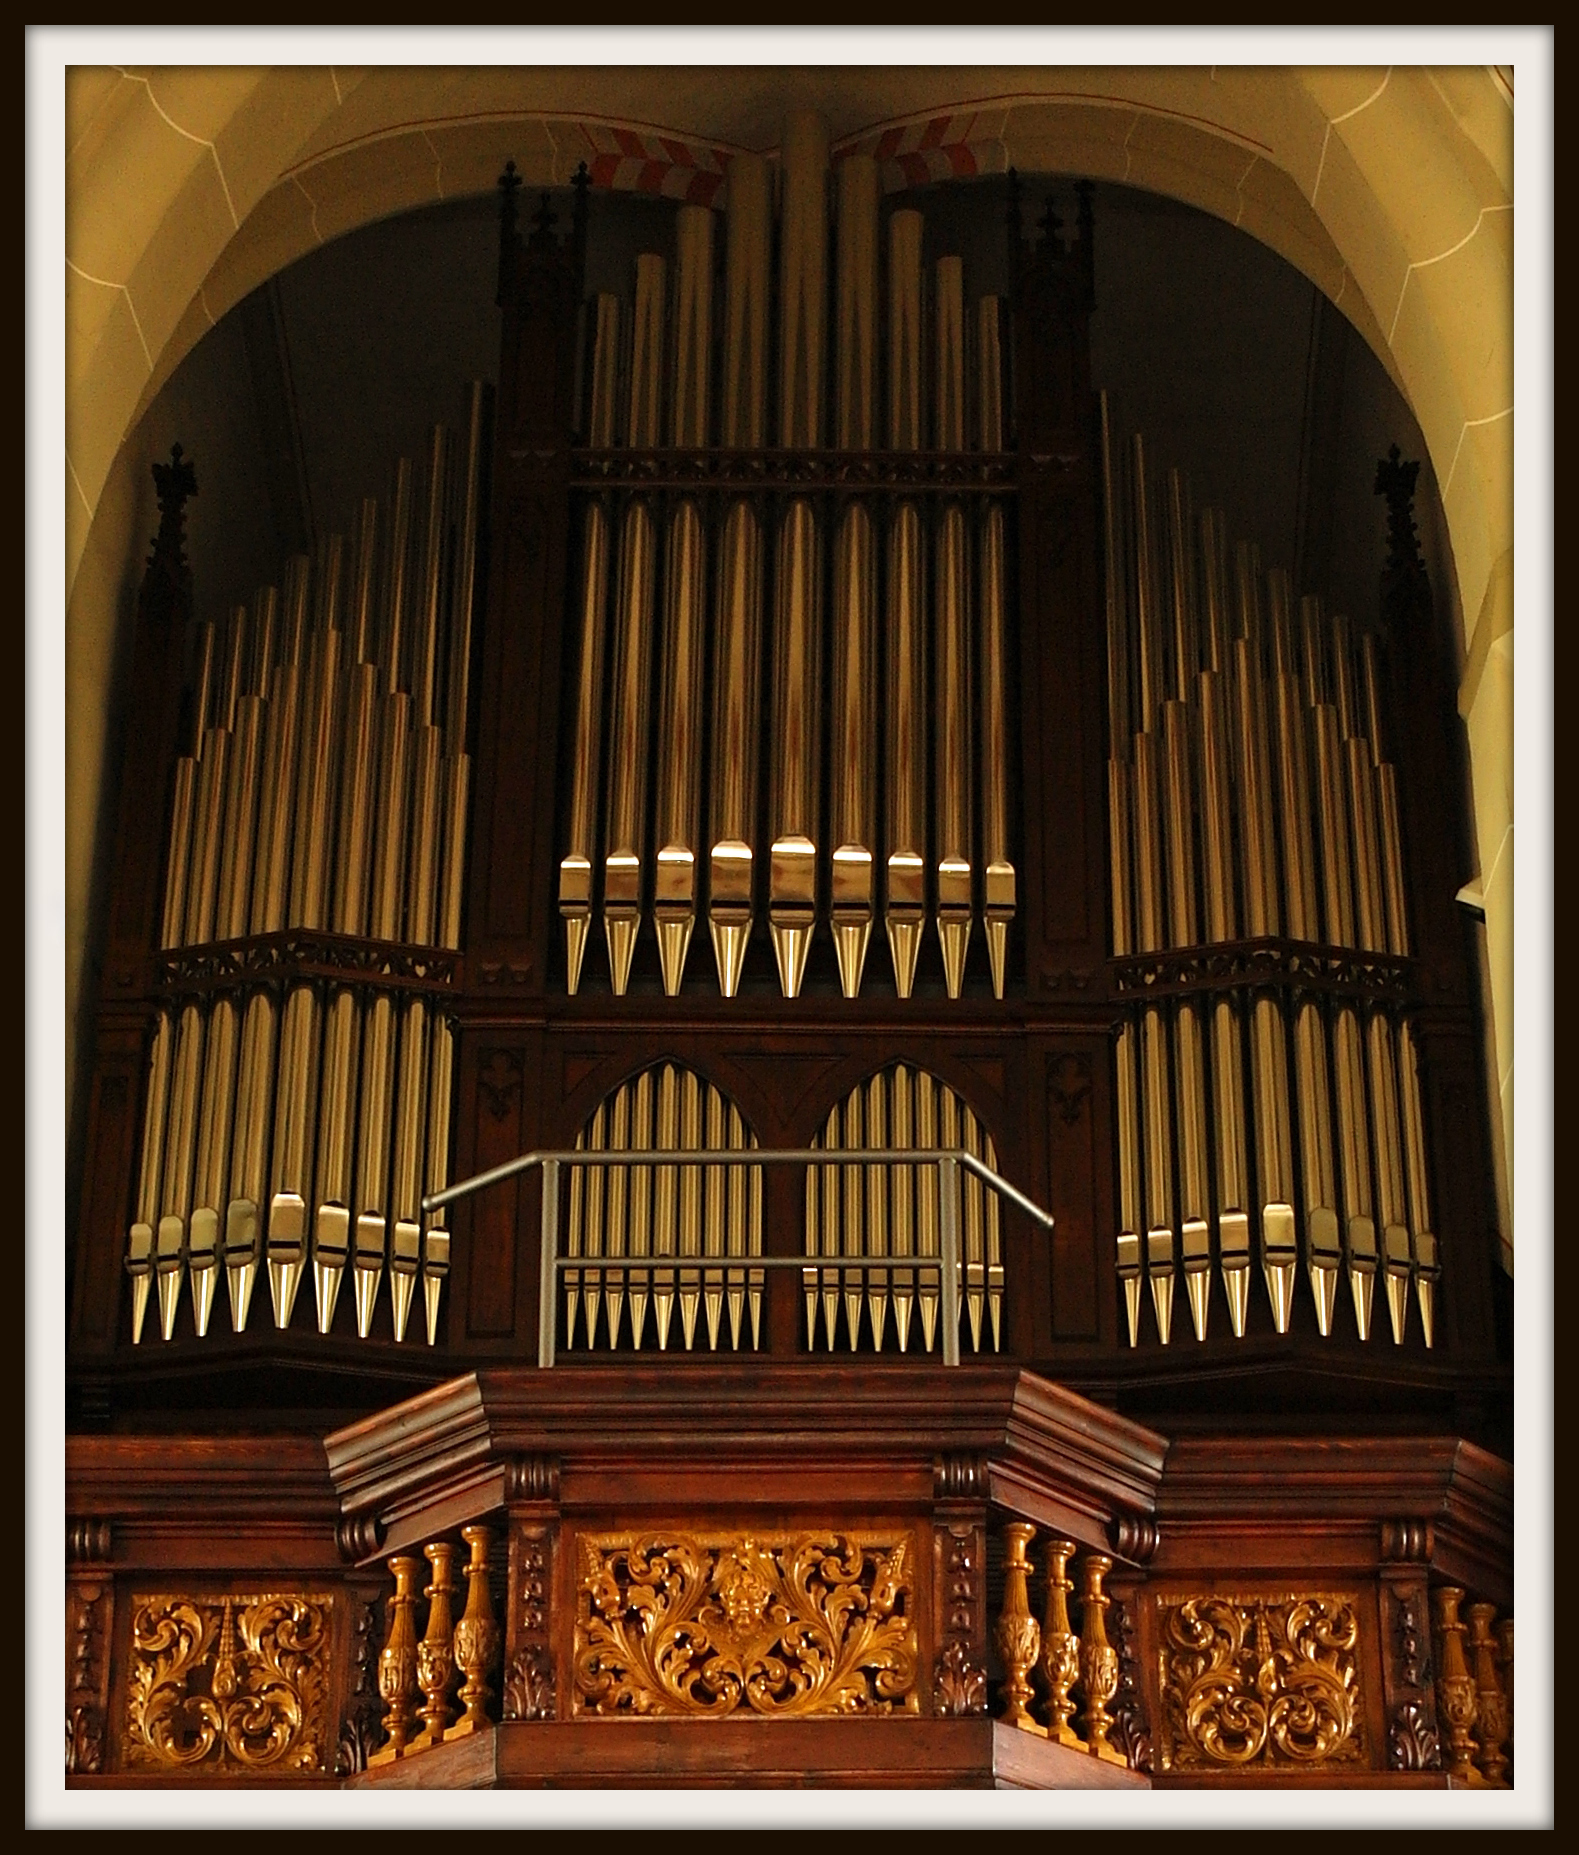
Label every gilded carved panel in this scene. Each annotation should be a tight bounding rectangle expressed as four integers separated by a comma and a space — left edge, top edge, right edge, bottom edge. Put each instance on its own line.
121, 1592, 335, 1773
572, 1531, 920, 1718
1154, 1592, 1366, 1771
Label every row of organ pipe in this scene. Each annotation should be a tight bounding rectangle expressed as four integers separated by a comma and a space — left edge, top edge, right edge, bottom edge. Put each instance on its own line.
560, 114, 1016, 1004
1102, 396, 1439, 1349
125, 387, 486, 1347
807, 1065, 1003, 1356
564, 1062, 764, 1354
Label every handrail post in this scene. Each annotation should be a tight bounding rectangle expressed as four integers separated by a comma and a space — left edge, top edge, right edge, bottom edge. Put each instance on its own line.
538, 1158, 560, 1368
939, 1154, 961, 1366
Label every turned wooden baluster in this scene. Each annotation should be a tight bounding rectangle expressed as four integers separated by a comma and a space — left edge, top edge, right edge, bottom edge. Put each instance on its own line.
1467, 1602, 1510, 1786
994, 1522, 1042, 1731
416, 1540, 460, 1747
451, 1524, 502, 1735
370, 1555, 423, 1763
1498, 1617, 1514, 1758
1077, 1551, 1125, 1764
1039, 1537, 1082, 1747
1432, 1586, 1484, 1786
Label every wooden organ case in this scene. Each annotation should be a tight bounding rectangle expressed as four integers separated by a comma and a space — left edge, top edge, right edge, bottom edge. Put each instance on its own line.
66, 125, 1514, 1795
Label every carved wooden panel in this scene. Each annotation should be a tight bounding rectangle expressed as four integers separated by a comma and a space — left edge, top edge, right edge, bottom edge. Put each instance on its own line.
119, 1591, 337, 1774
66, 1575, 114, 1775
1153, 1590, 1368, 1772
570, 1529, 921, 1718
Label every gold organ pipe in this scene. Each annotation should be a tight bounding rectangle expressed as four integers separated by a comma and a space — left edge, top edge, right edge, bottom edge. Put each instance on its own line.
1293, 995, 1342, 1336
866, 1073, 890, 1350
891, 1065, 916, 1353
1368, 1009, 1412, 1343
654, 1064, 679, 1349
1232, 548, 1280, 939
388, 997, 427, 1342
406, 725, 444, 945
291, 617, 343, 932
885, 207, 927, 997
155, 1001, 204, 1339
745, 1113, 764, 1349
216, 697, 263, 939
767, 122, 827, 996
334, 665, 381, 936
603, 263, 664, 994
1114, 1022, 1143, 1346
1199, 508, 1232, 675
421, 1019, 453, 1346
581, 1102, 607, 1347
836, 154, 878, 452
777, 111, 828, 449
412, 429, 448, 729
935, 497, 974, 998
348, 500, 379, 665
560, 488, 612, 993
1166, 471, 1197, 701
829, 154, 880, 999
885, 502, 927, 998
708, 500, 762, 996
830, 503, 878, 997
1232, 545, 1297, 1324
704, 1084, 726, 1350
841, 1088, 865, 1348
188, 994, 237, 1339
444, 383, 486, 748
609, 1075, 633, 1350
382, 458, 414, 693
981, 311, 1014, 999
1304, 596, 1376, 1334
678, 1069, 703, 1349
722, 154, 770, 451
1361, 633, 1411, 959
888, 209, 925, 452
768, 499, 821, 997
655, 498, 707, 995
226, 990, 275, 1331
127, 1011, 173, 1342
916, 1070, 940, 1353
1268, 572, 1319, 942
1131, 438, 1163, 731
353, 992, 395, 1338
1199, 661, 1252, 1334
934, 252, 973, 997
1397, 1019, 1439, 1346
370, 693, 412, 941
671, 206, 713, 450
190, 620, 217, 745
267, 981, 319, 1330
603, 497, 657, 995
955, 1094, 985, 1352
185, 728, 229, 950
160, 758, 197, 949
652, 214, 714, 998
313, 986, 358, 1335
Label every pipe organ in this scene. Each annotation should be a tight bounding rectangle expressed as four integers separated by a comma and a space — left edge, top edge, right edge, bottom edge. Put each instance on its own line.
86, 140, 1494, 1395
1102, 400, 1438, 1351
122, 388, 487, 1348
68, 111, 1515, 1801
559, 122, 1016, 1003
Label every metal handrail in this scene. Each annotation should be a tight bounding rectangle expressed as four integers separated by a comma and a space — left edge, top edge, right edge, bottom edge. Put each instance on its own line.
427, 1146, 1054, 1369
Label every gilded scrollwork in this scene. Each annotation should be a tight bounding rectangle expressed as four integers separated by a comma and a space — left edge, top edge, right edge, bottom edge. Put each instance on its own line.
1157, 1594, 1364, 1771
122, 1593, 332, 1773
572, 1531, 918, 1718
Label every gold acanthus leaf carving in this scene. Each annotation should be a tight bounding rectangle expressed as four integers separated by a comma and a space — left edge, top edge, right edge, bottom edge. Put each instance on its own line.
572, 1532, 919, 1718
123, 1594, 332, 1772
1157, 1594, 1364, 1770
